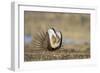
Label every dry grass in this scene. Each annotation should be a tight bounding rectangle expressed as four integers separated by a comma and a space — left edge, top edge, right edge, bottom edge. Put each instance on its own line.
24, 43, 90, 61
24, 11, 90, 61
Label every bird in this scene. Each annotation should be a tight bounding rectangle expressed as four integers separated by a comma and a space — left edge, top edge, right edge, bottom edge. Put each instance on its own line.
47, 28, 62, 51
32, 27, 62, 51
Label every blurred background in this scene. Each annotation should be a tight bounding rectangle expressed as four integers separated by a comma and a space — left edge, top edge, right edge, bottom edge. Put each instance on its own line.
24, 11, 90, 61
24, 11, 90, 41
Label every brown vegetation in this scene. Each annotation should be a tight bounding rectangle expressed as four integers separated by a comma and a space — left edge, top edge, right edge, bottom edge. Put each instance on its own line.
24, 11, 90, 61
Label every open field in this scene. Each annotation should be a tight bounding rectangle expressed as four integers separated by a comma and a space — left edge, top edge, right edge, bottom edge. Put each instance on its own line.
24, 43, 90, 61
24, 11, 90, 61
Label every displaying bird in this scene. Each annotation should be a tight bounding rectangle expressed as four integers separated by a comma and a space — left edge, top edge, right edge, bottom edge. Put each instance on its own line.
47, 28, 62, 51
32, 27, 62, 51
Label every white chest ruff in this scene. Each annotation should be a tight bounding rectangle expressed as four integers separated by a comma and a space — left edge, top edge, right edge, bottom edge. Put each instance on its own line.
48, 29, 61, 49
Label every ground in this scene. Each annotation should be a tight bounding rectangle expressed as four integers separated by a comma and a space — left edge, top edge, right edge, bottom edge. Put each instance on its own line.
24, 11, 90, 61
24, 43, 90, 61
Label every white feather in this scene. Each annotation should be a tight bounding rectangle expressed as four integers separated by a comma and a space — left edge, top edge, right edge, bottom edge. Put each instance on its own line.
48, 28, 61, 48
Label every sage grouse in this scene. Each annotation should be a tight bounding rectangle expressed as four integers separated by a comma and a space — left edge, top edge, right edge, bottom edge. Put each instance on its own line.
32, 27, 62, 51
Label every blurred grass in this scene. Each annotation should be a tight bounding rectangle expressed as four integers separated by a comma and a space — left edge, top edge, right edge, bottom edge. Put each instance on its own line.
24, 11, 90, 61
24, 44, 90, 61
24, 11, 90, 40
